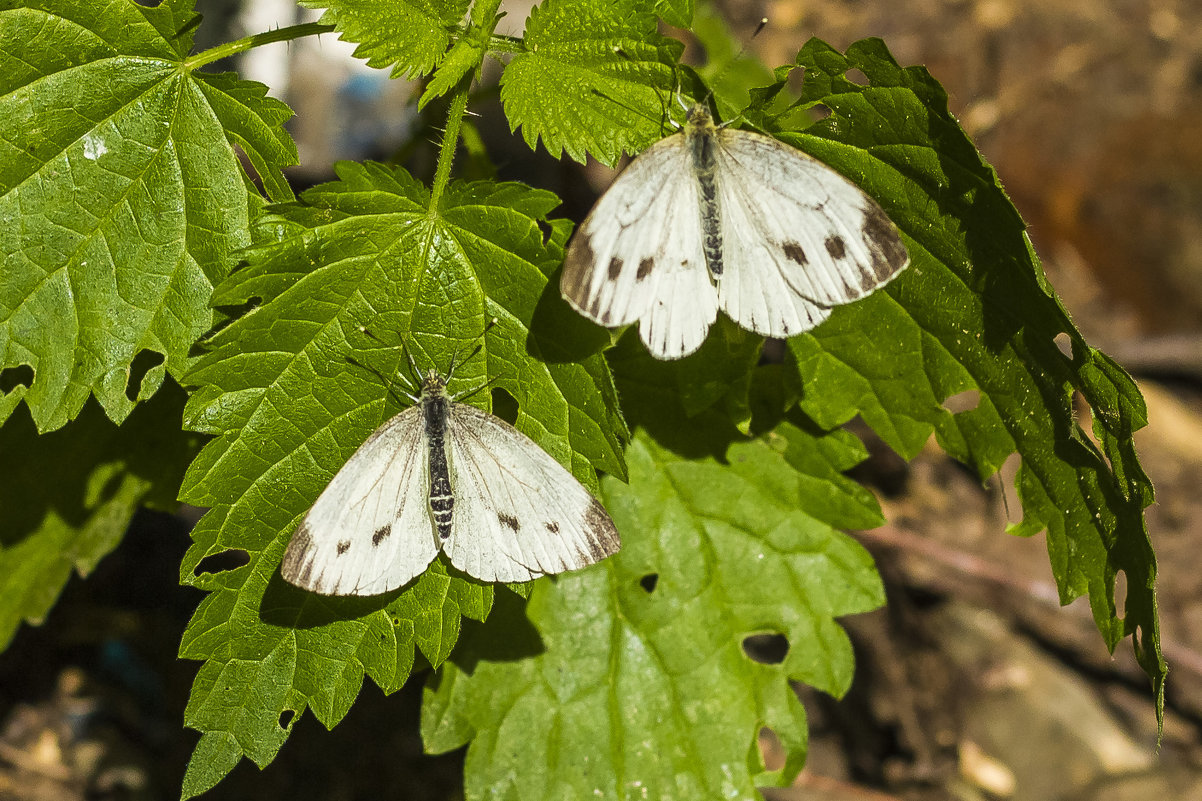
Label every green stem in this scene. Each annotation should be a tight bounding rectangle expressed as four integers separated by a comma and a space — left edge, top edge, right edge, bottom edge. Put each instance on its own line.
185, 22, 336, 71
429, 0, 504, 210
429, 86, 471, 211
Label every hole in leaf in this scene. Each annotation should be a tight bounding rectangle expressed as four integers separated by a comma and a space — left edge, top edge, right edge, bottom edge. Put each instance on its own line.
639, 573, 658, 593
0, 364, 34, 393
742, 633, 789, 665
126, 350, 165, 401
943, 389, 980, 414
845, 68, 869, 85
535, 218, 554, 246
279, 709, 294, 729
758, 726, 785, 771
490, 387, 519, 426
1054, 332, 1073, 359
1115, 569, 1127, 618
193, 549, 250, 577
786, 66, 806, 97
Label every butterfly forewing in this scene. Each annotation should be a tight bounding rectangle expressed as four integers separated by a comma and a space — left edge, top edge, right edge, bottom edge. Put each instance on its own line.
281, 407, 438, 595
714, 129, 908, 319
561, 139, 718, 359
442, 403, 621, 583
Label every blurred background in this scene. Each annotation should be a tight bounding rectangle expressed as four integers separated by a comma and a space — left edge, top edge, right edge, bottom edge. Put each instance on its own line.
1, 1, 1199, 799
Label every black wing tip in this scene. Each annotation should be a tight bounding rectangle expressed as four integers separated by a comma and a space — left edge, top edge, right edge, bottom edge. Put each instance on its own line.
584, 498, 622, 560
860, 203, 910, 284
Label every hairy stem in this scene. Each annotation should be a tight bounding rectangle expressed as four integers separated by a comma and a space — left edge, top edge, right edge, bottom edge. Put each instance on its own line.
186, 23, 336, 71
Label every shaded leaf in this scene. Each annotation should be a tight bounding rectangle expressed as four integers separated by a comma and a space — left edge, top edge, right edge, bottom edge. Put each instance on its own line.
423, 425, 884, 799
0, 381, 199, 653
772, 37, 1163, 712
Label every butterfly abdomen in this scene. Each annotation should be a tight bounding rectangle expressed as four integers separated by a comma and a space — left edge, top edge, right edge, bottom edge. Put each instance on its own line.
687, 109, 724, 278
423, 392, 454, 540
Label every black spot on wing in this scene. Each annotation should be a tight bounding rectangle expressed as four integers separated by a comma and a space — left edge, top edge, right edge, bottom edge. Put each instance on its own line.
498, 512, 520, 532
782, 242, 808, 265
860, 204, 909, 283
545, 521, 560, 534
824, 235, 846, 260
636, 257, 654, 280
607, 256, 623, 280
336, 540, 351, 556
373, 525, 391, 546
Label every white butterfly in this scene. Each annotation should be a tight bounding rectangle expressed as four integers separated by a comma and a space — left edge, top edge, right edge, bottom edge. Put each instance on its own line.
561, 103, 910, 359
281, 362, 621, 596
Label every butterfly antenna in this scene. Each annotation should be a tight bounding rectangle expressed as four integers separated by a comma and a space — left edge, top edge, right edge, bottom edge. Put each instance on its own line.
706, 16, 770, 129
353, 324, 424, 400
446, 317, 498, 379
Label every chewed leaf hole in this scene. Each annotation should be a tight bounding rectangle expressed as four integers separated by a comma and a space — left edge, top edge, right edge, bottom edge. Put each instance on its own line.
639, 573, 658, 593
0, 364, 34, 393
490, 387, 519, 426
279, 710, 295, 729
757, 726, 785, 771
193, 549, 250, 577
742, 633, 789, 665
126, 349, 165, 401
1054, 332, 1073, 359
943, 389, 980, 414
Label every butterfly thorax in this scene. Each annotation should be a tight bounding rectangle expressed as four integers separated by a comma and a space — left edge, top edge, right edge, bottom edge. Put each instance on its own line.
685, 104, 724, 278
420, 372, 454, 541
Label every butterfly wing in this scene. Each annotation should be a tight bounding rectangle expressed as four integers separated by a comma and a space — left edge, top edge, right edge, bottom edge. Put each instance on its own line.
561, 135, 718, 359
282, 407, 439, 596
712, 129, 909, 337
441, 403, 621, 582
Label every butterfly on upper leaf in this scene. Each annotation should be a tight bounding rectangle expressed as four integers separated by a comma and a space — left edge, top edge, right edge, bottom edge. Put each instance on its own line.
560, 100, 909, 359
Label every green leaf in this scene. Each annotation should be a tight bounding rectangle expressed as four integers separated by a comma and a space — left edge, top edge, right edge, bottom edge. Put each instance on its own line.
299, 0, 474, 79
177, 162, 627, 794
423, 425, 885, 798
0, 380, 198, 653
0, 0, 297, 433
499, 0, 684, 165
772, 38, 1164, 711
606, 318, 765, 441
418, 0, 501, 110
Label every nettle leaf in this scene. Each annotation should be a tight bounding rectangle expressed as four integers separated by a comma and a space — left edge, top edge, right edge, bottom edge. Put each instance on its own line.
0, 381, 198, 653
770, 39, 1164, 708
423, 425, 884, 799
177, 161, 626, 797
500, 0, 684, 165
299, 0, 474, 79
0, 0, 297, 433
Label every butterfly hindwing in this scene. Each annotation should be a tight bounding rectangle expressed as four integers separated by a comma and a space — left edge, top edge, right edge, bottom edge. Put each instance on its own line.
441, 403, 621, 582
281, 407, 438, 596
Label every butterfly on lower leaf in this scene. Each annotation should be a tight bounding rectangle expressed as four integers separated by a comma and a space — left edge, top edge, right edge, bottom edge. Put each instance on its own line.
281, 351, 621, 596
560, 102, 910, 359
